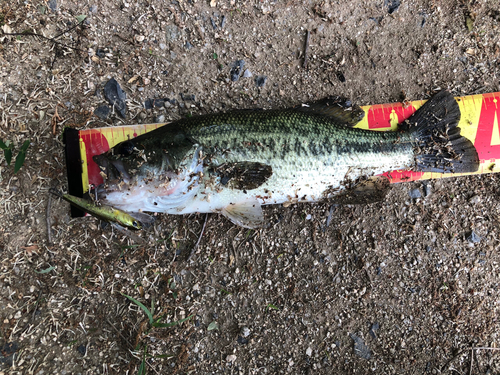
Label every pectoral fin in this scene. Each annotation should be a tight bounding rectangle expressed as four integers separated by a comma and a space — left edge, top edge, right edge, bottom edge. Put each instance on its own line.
331, 176, 391, 205
221, 199, 266, 228
215, 162, 272, 191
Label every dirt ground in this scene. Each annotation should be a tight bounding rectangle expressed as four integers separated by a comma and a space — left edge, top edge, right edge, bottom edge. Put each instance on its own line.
1, 0, 500, 374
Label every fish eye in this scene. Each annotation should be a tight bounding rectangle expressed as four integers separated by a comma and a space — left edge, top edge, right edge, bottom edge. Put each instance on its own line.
118, 141, 135, 156
132, 221, 139, 228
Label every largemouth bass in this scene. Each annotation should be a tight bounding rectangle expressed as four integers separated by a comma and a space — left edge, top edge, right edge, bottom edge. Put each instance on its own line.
93, 91, 479, 228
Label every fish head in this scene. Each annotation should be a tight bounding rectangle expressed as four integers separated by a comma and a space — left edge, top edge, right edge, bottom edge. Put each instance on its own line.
93, 138, 204, 211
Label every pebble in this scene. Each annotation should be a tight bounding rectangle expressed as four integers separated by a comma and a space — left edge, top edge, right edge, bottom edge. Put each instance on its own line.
467, 231, 481, 243
423, 182, 431, 197
386, 0, 400, 14
409, 188, 421, 199
243, 69, 253, 78
226, 355, 237, 363
350, 333, 371, 360
48, 0, 57, 11
185, 41, 193, 50
469, 195, 480, 204
306, 347, 312, 356
230, 60, 245, 81
159, 43, 166, 50
94, 106, 110, 120
237, 336, 248, 345
89, 5, 97, 13
77, 345, 86, 355
104, 78, 127, 118
165, 25, 180, 42
369, 322, 380, 339
155, 115, 165, 123
255, 75, 267, 87
96, 48, 106, 58
241, 327, 251, 337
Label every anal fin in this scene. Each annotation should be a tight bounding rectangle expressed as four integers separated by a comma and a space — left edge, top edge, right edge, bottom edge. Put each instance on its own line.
330, 176, 390, 205
221, 199, 266, 228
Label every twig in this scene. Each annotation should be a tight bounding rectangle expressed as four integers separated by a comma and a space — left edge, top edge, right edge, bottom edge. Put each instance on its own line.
106, 318, 134, 349
187, 214, 208, 262
473, 347, 500, 351
46, 194, 52, 244
105, 318, 160, 375
51, 104, 62, 136
111, 223, 147, 245
468, 346, 500, 375
469, 347, 474, 375
303, 30, 311, 69
1, 30, 85, 52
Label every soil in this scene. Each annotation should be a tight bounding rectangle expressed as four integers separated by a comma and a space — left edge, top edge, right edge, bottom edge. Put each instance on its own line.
1, 0, 500, 374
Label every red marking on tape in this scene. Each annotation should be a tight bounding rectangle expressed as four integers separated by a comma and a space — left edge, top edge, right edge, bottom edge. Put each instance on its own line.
80, 130, 110, 186
367, 103, 416, 129
474, 94, 500, 160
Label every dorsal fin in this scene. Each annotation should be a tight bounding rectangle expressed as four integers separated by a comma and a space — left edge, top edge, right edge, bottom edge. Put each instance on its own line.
293, 97, 365, 127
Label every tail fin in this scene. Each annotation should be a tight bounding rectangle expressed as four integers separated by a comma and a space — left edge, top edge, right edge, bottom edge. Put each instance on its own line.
399, 91, 479, 173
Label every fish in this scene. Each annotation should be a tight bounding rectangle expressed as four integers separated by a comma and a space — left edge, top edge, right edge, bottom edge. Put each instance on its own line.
93, 91, 479, 228
51, 190, 146, 230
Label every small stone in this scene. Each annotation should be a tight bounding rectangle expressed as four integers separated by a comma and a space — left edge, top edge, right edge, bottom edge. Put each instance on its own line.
48, 0, 57, 11
255, 75, 267, 87
165, 25, 180, 42
230, 60, 245, 81
153, 99, 165, 108
89, 5, 97, 13
226, 354, 237, 362
409, 188, 421, 199
77, 344, 86, 355
94, 106, 110, 120
423, 182, 432, 197
155, 115, 165, 123
159, 43, 166, 50
305, 214, 312, 220
369, 322, 380, 339
180, 93, 196, 101
185, 41, 193, 50
243, 69, 252, 78
306, 347, 312, 356
350, 333, 371, 360
237, 336, 248, 345
144, 99, 154, 109
385, 0, 400, 14
96, 48, 106, 58
135, 35, 145, 42
104, 78, 127, 118
467, 231, 481, 243
0, 342, 18, 366
241, 327, 250, 337
469, 195, 480, 204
